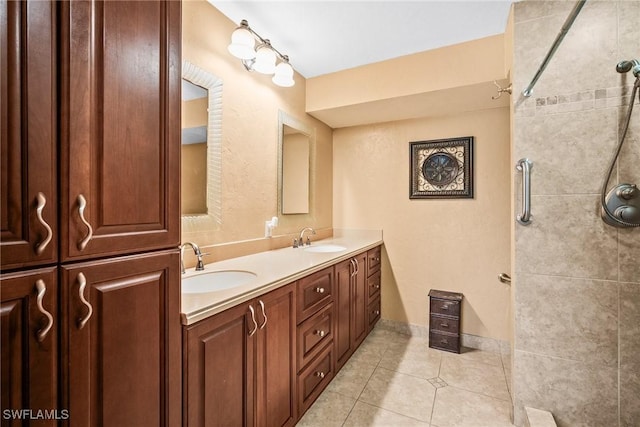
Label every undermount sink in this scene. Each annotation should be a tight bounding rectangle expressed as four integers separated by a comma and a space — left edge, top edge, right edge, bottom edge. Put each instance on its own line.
303, 244, 347, 253
182, 270, 257, 294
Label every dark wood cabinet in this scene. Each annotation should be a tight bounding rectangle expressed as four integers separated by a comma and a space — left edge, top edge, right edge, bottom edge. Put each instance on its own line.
1, 0, 58, 270
0, 267, 58, 426
1, 1, 181, 425
59, 0, 181, 262
183, 283, 296, 427
61, 250, 181, 427
334, 251, 369, 371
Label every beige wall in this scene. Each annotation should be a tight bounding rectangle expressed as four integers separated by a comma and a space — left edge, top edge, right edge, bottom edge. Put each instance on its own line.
181, 1, 333, 258
333, 107, 511, 340
511, 1, 640, 426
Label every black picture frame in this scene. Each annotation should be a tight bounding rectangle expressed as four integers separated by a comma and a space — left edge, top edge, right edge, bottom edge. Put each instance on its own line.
409, 136, 474, 199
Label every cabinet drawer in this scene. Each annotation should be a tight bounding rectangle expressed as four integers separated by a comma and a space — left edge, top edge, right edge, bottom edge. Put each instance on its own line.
429, 330, 460, 353
367, 270, 381, 302
297, 304, 333, 370
367, 246, 381, 277
297, 345, 333, 416
368, 296, 381, 331
297, 267, 333, 323
430, 315, 459, 335
430, 299, 460, 317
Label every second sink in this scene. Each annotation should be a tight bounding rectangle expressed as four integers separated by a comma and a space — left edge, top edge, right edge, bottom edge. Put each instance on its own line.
182, 270, 257, 294
303, 244, 347, 253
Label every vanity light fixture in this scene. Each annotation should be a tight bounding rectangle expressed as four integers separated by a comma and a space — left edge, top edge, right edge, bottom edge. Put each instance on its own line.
227, 19, 295, 88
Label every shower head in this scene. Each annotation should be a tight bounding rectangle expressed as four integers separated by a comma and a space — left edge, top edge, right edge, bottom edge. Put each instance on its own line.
616, 59, 640, 77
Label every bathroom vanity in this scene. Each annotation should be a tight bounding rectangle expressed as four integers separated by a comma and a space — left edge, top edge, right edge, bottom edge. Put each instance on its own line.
181, 232, 382, 426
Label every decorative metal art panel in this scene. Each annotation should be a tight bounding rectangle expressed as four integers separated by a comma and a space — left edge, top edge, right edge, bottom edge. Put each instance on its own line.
410, 136, 474, 199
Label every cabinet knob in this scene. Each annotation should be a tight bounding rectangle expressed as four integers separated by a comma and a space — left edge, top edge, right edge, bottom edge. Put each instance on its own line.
373, 310, 380, 316
315, 371, 325, 379
315, 287, 325, 294
315, 330, 326, 337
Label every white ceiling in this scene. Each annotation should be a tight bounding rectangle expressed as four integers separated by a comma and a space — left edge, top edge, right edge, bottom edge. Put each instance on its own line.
208, 0, 514, 78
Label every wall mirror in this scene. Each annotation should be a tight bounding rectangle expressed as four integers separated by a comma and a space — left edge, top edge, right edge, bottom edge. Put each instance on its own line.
181, 61, 223, 232
278, 111, 315, 216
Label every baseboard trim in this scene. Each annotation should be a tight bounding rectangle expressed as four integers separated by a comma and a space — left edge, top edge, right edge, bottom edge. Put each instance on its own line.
377, 318, 510, 354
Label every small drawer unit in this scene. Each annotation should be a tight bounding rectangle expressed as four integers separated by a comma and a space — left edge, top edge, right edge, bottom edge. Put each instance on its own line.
428, 289, 463, 354
297, 266, 334, 322
297, 304, 333, 369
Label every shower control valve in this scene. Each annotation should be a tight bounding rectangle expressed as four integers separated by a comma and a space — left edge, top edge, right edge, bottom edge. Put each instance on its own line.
617, 184, 638, 200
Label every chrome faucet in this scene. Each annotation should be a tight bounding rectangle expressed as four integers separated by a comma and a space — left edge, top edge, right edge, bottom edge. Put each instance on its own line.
298, 227, 316, 246
180, 242, 205, 274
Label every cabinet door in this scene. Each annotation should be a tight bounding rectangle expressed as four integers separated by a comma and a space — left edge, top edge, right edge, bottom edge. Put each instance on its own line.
0, 267, 58, 425
61, 250, 181, 427
184, 301, 255, 427
1, 0, 58, 270
352, 252, 368, 349
334, 259, 353, 371
255, 284, 296, 427
59, 0, 180, 262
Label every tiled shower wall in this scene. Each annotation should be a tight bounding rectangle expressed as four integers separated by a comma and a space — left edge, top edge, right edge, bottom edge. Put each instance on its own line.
512, 1, 640, 426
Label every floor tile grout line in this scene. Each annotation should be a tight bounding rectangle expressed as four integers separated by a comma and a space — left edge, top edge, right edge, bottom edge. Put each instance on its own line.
351, 400, 433, 425
340, 344, 389, 426
444, 383, 513, 403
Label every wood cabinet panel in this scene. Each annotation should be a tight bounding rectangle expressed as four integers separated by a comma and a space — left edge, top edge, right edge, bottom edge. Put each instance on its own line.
297, 304, 333, 370
184, 301, 255, 427
0, 0, 58, 270
256, 284, 297, 427
61, 250, 181, 427
296, 266, 333, 322
0, 267, 58, 426
297, 344, 333, 416
352, 252, 368, 349
59, 0, 181, 262
334, 259, 353, 371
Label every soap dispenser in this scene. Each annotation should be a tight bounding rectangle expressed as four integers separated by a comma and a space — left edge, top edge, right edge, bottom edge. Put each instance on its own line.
264, 216, 278, 238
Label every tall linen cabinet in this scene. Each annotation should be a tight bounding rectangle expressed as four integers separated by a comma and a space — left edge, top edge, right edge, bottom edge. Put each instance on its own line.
0, 1, 182, 426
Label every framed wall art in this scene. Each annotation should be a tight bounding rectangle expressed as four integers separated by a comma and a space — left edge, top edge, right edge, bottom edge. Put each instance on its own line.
409, 136, 474, 199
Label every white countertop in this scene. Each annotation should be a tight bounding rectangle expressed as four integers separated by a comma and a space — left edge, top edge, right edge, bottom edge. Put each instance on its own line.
181, 229, 383, 325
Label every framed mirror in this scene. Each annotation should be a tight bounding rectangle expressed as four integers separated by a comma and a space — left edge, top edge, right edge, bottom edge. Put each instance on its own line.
181, 61, 223, 233
278, 111, 315, 216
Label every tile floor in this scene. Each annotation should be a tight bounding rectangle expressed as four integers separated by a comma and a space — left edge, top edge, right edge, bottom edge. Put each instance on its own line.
297, 327, 514, 427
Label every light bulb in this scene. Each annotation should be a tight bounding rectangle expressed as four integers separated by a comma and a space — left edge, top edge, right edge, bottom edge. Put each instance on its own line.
228, 26, 255, 60
253, 44, 276, 74
272, 61, 295, 87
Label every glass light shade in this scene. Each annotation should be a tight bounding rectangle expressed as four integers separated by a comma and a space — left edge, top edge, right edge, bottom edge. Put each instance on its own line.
228, 27, 255, 60
252, 45, 276, 74
272, 62, 295, 87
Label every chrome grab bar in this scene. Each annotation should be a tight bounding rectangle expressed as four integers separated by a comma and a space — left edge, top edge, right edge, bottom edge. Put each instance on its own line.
516, 158, 533, 225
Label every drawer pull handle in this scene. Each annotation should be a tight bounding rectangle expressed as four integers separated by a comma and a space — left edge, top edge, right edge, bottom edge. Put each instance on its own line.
248, 305, 258, 337
441, 304, 449, 310
315, 330, 326, 337
258, 300, 267, 330
35, 280, 54, 342
77, 195, 93, 251
315, 287, 325, 294
34, 192, 53, 255
77, 273, 93, 329
440, 338, 449, 344
441, 323, 449, 328
315, 371, 325, 379
372, 310, 380, 316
